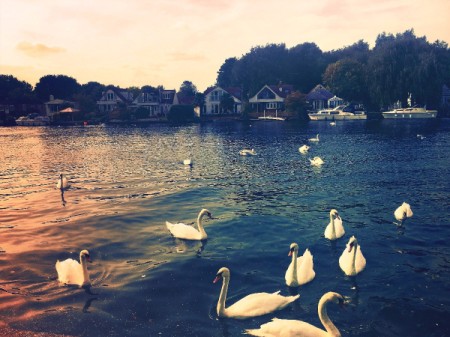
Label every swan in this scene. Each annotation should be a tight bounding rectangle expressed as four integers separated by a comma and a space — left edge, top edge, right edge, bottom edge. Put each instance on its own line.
55, 250, 91, 287
394, 202, 413, 225
166, 208, 212, 240
299, 145, 310, 154
324, 209, 345, 240
213, 267, 300, 319
309, 157, 324, 166
417, 134, 426, 140
309, 134, 319, 142
183, 159, 192, 166
240, 149, 257, 156
245, 291, 345, 337
330, 121, 336, 126
56, 173, 70, 190
339, 236, 366, 276
285, 243, 315, 287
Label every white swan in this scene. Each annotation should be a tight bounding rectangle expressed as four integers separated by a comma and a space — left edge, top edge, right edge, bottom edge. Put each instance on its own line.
240, 149, 257, 156
56, 173, 70, 190
183, 159, 192, 166
285, 243, 315, 287
310, 157, 324, 166
299, 145, 310, 154
309, 134, 319, 142
55, 250, 91, 287
166, 208, 212, 240
245, 291, 345, 337
330, 121, 336, 126
394, 202, 413, 225
339, 236, 366, 276
213, 267, 300, 319
324, 209, 345, 240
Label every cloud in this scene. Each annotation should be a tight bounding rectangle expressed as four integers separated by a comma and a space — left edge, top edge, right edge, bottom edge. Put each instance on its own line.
16, 42, 65, 57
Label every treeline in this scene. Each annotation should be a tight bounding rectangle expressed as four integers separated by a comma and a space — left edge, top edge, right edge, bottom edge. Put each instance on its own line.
217, 29, 450, 111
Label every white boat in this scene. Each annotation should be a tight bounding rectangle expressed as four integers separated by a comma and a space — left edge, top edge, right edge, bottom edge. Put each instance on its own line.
308, 105, 367, 121
16, 115, 50, 126
382, 106, 437, 119
258, 110, 286, 121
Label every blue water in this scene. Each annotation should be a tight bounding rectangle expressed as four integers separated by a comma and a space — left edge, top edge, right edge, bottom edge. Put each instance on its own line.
0, 120, 449, 337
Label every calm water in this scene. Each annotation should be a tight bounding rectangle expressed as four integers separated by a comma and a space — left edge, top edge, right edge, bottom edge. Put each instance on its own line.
1, 120, 449, 337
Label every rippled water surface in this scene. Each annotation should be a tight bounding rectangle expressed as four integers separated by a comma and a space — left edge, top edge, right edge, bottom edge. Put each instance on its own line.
1, 120, 449, 337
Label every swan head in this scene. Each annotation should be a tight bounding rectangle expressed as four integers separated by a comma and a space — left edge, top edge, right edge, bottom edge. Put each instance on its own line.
288, 242, 299, 256
59, 173, 64, 179
330, 209, 341, 220
347, 236, 358, 252
200, 209, 213, 219
324, 292, 345, 306
80, 250, 91, 262
213, 267, 230, 283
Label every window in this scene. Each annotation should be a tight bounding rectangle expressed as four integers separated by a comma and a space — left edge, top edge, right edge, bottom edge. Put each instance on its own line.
107, 92, 114, 101
266, 102, 278, 109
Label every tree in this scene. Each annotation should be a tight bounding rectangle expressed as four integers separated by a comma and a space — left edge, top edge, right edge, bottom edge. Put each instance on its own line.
0, 75, 35, 103
220, 93, 235, 113
217, 57, 238, 88
34, 75, 81, 101
285, 91, 308, 120
179, 81, 197, 97
167, 105, 194, 123
73, 81, 105, 116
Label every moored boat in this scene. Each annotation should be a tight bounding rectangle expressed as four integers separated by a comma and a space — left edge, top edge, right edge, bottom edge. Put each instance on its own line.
308, 105, 367, 121
381, 106, 437, 119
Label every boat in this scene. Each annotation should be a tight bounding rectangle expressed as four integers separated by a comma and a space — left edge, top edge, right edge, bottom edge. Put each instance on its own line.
258, 110, 286, 121
15, 114, 50, 126
308, 105, 367, 121
381, 106, 437, 119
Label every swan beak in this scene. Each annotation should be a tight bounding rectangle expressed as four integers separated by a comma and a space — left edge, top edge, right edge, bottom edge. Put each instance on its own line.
288, 249, 293, 257
348, 243, 354, 253
213, 275, 221, 284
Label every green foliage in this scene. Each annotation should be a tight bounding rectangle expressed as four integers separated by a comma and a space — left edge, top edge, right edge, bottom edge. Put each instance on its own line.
0, 75, 36, 103
220, 93, 235, 113
34, 74, 81, 101
285, 91, 308, 120
179, 81, 197, 97
167, 105, 194, 123
134, 107, 149, 119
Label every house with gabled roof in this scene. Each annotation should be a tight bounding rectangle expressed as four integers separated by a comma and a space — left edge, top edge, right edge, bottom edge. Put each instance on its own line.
160, 89, 177, 116
306, 84, 334, 111
131, 87, 160, 117
249, 84, 294, 113
203, 86, 242, 115
97, 86, 134, 114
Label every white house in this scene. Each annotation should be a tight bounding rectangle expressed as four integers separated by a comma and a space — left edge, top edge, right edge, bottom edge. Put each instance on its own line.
203, 86, 242, 115
97, 87, 134, 114
249, 84, 293, 113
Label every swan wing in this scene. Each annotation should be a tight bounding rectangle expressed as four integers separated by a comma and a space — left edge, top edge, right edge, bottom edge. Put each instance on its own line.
245, 318, 328, 337
394, 206, 406, 221
55, 258, 84, 286
355, 246, 366, 274
334, 218, 345, 238
297, 249, 315, 285
338, 249, 353, 276
166, 222, 202, 240
324, 223, 334, 239
227, 292, 299, 319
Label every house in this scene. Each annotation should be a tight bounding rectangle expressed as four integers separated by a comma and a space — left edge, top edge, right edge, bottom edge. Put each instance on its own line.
306, 84, 334, 111
203, 86, 242, 115
97, 86, 134, 115
131, 87, 160, 117
159, 89, 177, 116
328, 95, 344, 108
249, 84, 293, 113
45, 95, 76, 121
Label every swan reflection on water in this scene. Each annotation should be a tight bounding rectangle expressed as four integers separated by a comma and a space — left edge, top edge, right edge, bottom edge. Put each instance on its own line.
60, 190, 66, 207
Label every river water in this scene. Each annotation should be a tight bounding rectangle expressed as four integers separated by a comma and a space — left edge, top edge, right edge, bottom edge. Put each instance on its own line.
0, 120, 449, 337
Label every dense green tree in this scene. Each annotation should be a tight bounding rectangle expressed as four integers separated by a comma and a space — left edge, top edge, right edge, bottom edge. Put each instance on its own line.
73, 81, 105, 115
217, 57, 238, 88
167, 104, 194, 123
0, 75, 36, 103
284, 91, 308, 120
220, 93, 235, 113
34, 75, 81, 101
179, 81, 197, 97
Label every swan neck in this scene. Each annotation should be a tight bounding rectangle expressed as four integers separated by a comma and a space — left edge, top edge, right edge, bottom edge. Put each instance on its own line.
318, 296, 341, 337
80, 256, 90, 286
291, 248, 298, 284
217, 275, 229, 316
197, 213, 207, 239
351, 242, 358, 275
330, 213, 336, 237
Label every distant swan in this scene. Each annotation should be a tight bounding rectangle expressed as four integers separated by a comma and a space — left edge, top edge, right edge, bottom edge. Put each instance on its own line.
309, 134, 319, 142
285, 243, 315, 287
183, 159, 192, 166
245, 291, 345, 337
417, 134, 426, 140
339, 236, 366, 276
213, 267, 300, 319
166, 208, 212, 240
55, 250, 91, 287
240, 149, 257, 156
299, 145, 310, 154
56, 173, 70, 190
324, 209, 345, 240
310, 157, 324, 166
330, 121, 336, 126
394, 202, 413, 226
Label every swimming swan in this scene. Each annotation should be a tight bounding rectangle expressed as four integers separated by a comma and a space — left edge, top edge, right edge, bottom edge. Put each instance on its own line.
330, 121, 336, 126
394, 202, 413, 225
310, 157, 324, 166
285, 243, 315, 287
213, 267, 300, 319
240, 149, 257, 156
309, 134, 319, 142
339, 236, 366, 276
299, 145, 310, 154
183, 159, 192, 166
166, 208, 212, 240
55, 250, 91, 287
324, 209, 345, 240
56, 173, 70, 190
245, 291, 345, 337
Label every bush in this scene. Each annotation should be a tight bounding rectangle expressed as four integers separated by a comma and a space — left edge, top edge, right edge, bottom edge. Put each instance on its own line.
167, 105, 195, 123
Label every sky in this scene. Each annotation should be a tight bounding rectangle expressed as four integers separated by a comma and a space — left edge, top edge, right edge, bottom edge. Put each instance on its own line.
1, 0, 449, 92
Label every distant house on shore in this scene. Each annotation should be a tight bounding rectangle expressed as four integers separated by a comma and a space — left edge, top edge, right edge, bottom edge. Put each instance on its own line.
203, 86, 242, 115
131, 87, 160, 117
45, 95, 76, 121
249, 84, 294, 113
160, 89, 177, 116
97, 86, 134, 116
306, 84, 334, 111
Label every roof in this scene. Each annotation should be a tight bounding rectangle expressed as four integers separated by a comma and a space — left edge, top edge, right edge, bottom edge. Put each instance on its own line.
306, 84, 334, 101
267, 84, 294, 98
204, 86, 242, 100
